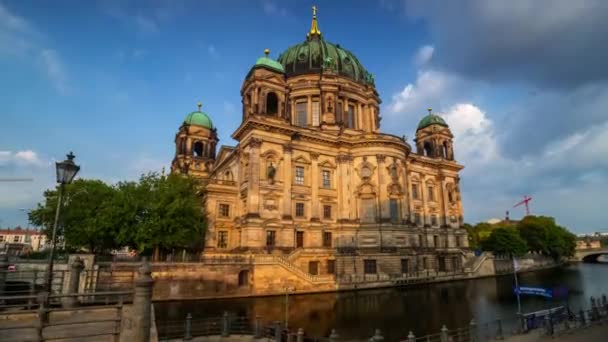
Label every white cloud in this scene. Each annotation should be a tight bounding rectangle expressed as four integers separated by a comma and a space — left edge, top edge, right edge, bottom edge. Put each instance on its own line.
414, 45, 434, 66
207, 44, 220, 60
0, 3, 36, 56
40, 49, 70, 95
262, 1, 288, 17
441, 103, 499, 165
388, 70, 461, 115
0, 150, 43, 166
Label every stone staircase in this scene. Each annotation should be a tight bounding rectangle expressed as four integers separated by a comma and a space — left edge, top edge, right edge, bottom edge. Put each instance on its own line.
253, 254, 333, 284
463, 252, 492, 274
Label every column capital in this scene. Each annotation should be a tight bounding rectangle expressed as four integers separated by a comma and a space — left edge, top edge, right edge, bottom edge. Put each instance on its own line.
376, 154, 386, 163
336, 153, 353, 163
310, 152, 319, 161
283, 144, 293, 153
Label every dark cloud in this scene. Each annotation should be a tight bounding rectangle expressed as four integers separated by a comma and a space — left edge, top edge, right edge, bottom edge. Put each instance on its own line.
403, 0, 608, 88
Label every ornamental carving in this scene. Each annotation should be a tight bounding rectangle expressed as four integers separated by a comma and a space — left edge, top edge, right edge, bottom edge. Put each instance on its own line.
249, 137, 263, 148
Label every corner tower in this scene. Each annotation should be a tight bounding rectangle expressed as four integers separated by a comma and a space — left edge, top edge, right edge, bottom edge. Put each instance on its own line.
414, 108, 455, 160
171, 102, 218, 179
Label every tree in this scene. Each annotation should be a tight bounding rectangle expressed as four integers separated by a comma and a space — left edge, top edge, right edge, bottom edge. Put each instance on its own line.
29, 173, 207, 258
517, 215, 576, 260
481, 227, 528, 257
29, 179, 120, 253
115, 172, 206, 259
518, 216, 551, 253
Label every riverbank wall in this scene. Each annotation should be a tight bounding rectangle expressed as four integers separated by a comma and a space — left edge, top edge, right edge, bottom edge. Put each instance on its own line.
141, 252, 559, 300
10, 252, 560, 300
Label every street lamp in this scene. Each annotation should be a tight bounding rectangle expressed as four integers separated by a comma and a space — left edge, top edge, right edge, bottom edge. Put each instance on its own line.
45, 152, 80, 296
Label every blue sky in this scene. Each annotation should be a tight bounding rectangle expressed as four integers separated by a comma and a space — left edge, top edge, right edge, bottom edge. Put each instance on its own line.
1, 0, 608, 233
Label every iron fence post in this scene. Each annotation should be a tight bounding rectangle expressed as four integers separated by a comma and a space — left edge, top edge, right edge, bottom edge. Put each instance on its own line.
440, 325, 448, 342
469, 319, 477, 342
221, 311, 230, 337
254, 315, 261, 338
184, 313, 192, 340
133, 258, 154, 342
371, 328, 383, 341
296, 328, 304, 342
495, 319, 503, 340
329, 328, 339, 341
407, 331, 415, 342
274, 321, 282, 342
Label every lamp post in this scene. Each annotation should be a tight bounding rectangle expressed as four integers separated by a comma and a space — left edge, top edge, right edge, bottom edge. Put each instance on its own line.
44, 152, 80, 296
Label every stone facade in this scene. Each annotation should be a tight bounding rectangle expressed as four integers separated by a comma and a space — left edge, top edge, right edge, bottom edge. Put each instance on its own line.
170, 9, 469, 293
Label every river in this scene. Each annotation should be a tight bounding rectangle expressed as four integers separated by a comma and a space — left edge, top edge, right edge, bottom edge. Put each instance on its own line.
154, 262, 608, 340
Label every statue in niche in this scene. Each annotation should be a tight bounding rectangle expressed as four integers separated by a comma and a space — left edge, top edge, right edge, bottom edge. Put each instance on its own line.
267, 162, 276, 184
327, 96, 334, 113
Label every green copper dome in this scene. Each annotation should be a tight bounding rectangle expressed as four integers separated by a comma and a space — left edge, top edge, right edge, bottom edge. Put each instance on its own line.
254, 49, 285, 73
277, 36, 374, 86
184, 105, 213, 129
417, 113, 448, 131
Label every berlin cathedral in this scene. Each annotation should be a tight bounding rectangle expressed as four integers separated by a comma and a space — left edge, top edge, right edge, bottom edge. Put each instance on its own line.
171, 8, 468, 282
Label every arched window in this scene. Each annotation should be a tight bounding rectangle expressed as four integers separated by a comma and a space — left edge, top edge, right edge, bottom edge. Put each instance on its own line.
180, 139, 186, 154
224, 170, 233, 181
238, 270, 249, 286
443, 141, 449, 159
193, 141, 204, 157
266, 92, 278, 115
423, 142, 433, 157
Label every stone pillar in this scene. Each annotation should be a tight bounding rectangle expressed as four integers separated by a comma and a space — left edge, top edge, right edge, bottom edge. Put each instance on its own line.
282, 145, 293, 220
310, 152, 320, 220
133, 259, 154, 342
247, 138, 262, 216
0, 253, 8, 295
62, 257, 84, 308
337, 154, 351, 220
376, 155, 387, 220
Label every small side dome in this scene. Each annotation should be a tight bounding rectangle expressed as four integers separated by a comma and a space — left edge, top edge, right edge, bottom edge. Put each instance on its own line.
253, 49, 285, 74
417, 108, 448, 131
184, 102, 213, 129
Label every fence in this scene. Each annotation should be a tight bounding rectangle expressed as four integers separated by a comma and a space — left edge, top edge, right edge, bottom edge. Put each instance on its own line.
0, 291, 129, 341
156, 293, 608, 342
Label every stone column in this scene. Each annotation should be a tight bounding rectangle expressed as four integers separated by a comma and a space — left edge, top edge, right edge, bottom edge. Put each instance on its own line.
62, 257, 84, 308
376, 155, 387, 220
337, 154, 351, 220
133, 259, 154, 342
310, 152, 320, 220
439, 175, 448, 227
282, 144, 293, 219
247, 138, 262, 216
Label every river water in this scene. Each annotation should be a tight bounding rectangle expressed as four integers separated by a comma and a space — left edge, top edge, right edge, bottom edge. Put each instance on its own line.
154, 262, 608, 340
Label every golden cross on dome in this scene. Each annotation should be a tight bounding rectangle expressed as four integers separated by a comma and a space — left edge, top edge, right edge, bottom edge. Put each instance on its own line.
309, 5, 321, 37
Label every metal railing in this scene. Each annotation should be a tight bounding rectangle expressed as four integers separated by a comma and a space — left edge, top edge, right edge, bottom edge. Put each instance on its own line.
0, 291, 132, 342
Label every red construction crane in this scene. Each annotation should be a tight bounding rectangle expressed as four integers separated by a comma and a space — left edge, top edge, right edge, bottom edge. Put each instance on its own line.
513, 195, 532, 216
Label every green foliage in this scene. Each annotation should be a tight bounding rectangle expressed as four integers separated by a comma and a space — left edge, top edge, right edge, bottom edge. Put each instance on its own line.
481, 227, 528, 257
464, 222, 502, 250
518, 216, 576, 260
29, 173, 206, 256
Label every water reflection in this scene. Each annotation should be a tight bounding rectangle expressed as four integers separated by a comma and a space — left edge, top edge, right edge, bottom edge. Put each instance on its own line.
155, 263, 608, 340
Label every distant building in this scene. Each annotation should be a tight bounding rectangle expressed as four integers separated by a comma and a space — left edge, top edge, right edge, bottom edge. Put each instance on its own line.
575, 238, 601, 250
0, 227, 48, 253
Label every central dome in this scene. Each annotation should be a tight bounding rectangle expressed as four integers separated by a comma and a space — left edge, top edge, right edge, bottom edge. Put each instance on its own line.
276, 8, 374, 86
277, 37, 374, 86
